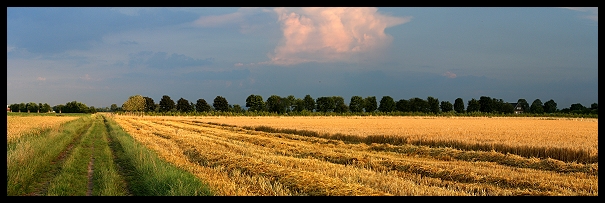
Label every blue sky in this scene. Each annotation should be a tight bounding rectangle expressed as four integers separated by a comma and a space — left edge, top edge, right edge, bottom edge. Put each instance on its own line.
7, 7, 598, 110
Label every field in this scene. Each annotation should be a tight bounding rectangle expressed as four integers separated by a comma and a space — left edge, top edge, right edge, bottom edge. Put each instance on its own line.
7, 114, 80, 142
205, 116, 598, 163
111, 115, 598, 196
7, 113, 598, 196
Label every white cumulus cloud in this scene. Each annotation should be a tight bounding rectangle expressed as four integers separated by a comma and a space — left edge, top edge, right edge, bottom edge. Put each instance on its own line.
266, 7, 411, 66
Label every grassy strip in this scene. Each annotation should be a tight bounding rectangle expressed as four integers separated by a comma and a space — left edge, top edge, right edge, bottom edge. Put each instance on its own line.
45, 115, 129, 196
6, 115, 93, 196
45, 116, 98, 195
102, 115, 213, 196
92, 115, 130, 196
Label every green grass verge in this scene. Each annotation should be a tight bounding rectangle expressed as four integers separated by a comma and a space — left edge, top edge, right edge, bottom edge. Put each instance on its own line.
45, 115, 129, 196
102, 115, 214, 196
6, 115, 93, 196
8, 114, 213, 196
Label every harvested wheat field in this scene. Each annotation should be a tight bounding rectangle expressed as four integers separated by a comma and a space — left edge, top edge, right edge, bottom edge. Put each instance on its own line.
7, 115, 80, 142
113, 115, 598, 196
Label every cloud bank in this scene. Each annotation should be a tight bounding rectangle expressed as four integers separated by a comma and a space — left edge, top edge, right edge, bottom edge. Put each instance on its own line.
267, 7, 411, 66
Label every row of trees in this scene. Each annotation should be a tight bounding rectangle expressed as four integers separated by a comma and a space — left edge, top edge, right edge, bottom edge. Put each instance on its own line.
117, 94, 598, 115
120, 95, 240, 113
10, 94, 596, 116
8, 101, 97, 114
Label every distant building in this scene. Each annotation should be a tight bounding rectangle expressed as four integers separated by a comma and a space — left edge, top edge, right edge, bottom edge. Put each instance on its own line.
510, 103, 524, 114
7, 105, 10, 112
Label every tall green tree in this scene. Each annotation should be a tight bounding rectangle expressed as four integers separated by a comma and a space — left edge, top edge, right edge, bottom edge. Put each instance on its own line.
479, 96, 493, 113
122, 95, 146, 112
286, 95, 297, 112
246, 94, 266, 112
303, 95, 315, 112
467, 98, 480, 112
543, 99, 557, 113
454, 98, 465, 113
378, 96, 396, 112
26, 102, 38, 113
427, 96, 440, 114
19, 103, 26, 113
144, 96, 156, 112
213, 96, 229, 112
349, 96, 365, 113
176, 98, 193, 112
159, 95, 175, 112
64, 101, 89, 113
395, 99, 410, 112
530, 99, 544, 114
232, 104, 243, 113
316, 97, 335, 112
9, 104, 17, 112
110, 104, 118, 112
18, 103, 25, 112
501, 103, 515, 114
41, 103, 52, 113
266, 95, 287, 113
53, 104, 65, 113
440, 101, 453, 112
364, 96, 377, 113
492, 98, 504, 113
333, 96, 348, 113
590, 103, 598, 114
569, 103, 586, 111
196, 98, 211, 112
293, 98, 305, 112
409, 97, 428, 113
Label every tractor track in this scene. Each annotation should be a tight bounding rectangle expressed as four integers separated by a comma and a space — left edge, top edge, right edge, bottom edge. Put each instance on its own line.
102, 116, 133, 196
23, 115, 134, 196
24, 120, 93, 196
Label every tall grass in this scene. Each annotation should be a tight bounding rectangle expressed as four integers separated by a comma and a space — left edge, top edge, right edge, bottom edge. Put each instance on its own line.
7, 115, 93, 196
102, 115, 213, 196
45, 115, 129, 196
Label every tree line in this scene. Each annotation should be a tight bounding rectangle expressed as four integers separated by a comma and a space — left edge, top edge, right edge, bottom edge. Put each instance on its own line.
8, 94, 597, 116
8, 101, 97, 114
115, 94, 598, 116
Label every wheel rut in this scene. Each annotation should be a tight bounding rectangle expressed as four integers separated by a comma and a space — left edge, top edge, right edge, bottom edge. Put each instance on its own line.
25, 121, 93, 196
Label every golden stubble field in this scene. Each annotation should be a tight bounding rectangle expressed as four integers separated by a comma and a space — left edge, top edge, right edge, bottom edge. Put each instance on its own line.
7, 115, 80, 142
191, 116, 598, 157
112, 115, 598, 196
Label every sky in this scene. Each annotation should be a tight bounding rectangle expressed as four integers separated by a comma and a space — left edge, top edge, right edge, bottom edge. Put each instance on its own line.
7, 7, 598, 110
